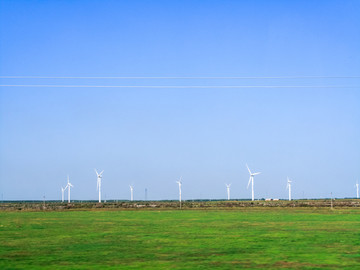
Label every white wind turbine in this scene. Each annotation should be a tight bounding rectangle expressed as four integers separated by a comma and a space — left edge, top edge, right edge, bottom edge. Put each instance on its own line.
246, 164, 261, 201
176, 177, 182, 209
65, 175, 73, 203
356, 181, 359, 199
129, 185, 134, 201
95, 169, 104, 203
286, 178, 292, 201
61, 186, 65, 202
225, 184, 231, 200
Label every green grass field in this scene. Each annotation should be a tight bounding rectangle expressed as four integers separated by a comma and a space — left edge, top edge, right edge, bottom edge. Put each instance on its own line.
1, 208, 360, 269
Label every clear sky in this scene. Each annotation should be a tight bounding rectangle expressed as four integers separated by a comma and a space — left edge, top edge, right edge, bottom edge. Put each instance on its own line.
0, 0, 359, 200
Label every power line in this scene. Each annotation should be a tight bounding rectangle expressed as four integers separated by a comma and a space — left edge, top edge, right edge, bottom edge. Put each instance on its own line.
0, 85, 357, 88
0, 76, 360, 79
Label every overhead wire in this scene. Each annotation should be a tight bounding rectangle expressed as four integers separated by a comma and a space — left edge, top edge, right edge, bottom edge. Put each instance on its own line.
0, 85, 357, 88
0, 76, 358, 88
1, 76, 360, 79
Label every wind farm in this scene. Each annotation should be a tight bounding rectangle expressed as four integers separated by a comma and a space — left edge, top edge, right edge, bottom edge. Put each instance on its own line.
47, 164, 358, 203
1, 0, 360, 269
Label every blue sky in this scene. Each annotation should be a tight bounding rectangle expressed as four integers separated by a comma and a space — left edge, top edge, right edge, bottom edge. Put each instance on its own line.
0, 1, 359, 200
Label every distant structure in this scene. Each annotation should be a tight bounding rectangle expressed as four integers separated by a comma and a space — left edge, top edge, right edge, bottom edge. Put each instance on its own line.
356, 181, 359, 199
95, 169, 104, 203
61, 186, 65, 202
246, 164, 261, 201
129, 185, 134, 201
286, 178, 292, 201
225, 184, 231, 200
145, 188, 148, 201
65, 175, 73, 203
176, 177, 182, 209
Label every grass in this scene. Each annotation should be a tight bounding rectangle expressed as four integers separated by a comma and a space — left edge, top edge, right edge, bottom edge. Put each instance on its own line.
1, 208, 360, 269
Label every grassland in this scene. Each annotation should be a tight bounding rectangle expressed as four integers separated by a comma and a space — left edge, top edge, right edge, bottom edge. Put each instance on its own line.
1, 207, 360, 269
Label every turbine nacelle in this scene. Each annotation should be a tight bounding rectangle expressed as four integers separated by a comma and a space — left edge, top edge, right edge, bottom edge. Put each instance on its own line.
95, 169, 104, 178
286, 178, 292, 189
176, 176, 182, 186
176, 181, 182, 186
246, 164, 261, 177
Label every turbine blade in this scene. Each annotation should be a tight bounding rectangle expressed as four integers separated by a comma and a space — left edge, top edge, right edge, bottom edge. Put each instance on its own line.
99, 170, 104, 176
246, 164, 252, 175
252, 172, 261, 176
247, 177, 252, 189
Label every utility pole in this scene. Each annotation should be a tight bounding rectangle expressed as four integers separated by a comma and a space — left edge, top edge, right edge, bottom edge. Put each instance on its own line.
330, 192, 333, 210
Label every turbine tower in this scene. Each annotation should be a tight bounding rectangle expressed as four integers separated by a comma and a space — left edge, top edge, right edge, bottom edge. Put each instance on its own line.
356, 181, 359, 199
65, 175, 73, 203
225, 184, 231, 200
129, 185, 134, 201
176, 177, 182, 209
246, 164, 261, 201
95, 169, 104, 203
286, 178, 292, 201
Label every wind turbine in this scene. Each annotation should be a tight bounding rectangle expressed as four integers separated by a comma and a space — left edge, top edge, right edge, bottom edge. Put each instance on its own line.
225, 184, 231, 200
95, 169, 104, 203
129, 185, 134, 201
65, 175, 73, 203
61, 186, 65, 202
176, 177, 182, 209
246, 164, 261, 201
356, 181, 359, 199
286, 178, 292, 201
